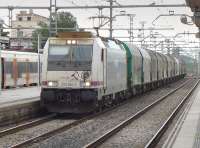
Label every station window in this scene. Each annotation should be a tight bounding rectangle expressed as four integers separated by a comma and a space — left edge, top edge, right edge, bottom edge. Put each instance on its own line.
29, 62, 38, 73
18, 17, 22, 21
17, 62, 25, 78
4, 62, 12, 74
27, 17, 31, 21
17, 31, 23, 38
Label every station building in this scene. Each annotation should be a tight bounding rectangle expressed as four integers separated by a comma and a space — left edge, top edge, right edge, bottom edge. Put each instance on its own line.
10, 10, 48, 51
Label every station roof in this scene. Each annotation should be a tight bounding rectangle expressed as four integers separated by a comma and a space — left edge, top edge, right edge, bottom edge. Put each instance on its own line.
186, 0, 200, 11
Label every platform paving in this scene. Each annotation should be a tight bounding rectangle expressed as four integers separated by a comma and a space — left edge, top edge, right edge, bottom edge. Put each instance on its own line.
169, 83, 200, 148
0, 87, 40, 105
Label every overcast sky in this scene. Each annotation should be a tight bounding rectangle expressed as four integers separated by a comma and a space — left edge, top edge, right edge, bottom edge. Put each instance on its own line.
0, 0, 197, 35
0, 0, 199, 56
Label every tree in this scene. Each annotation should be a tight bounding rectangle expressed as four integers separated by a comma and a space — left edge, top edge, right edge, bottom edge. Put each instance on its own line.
32, 22, 49, 51
32, 11, 78, 51
57, 11, 77, 32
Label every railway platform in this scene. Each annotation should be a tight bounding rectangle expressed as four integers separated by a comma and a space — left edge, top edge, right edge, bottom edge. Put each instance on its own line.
0, 87, 40, 105
0, 87, 41, 125
163, 82, 200, 148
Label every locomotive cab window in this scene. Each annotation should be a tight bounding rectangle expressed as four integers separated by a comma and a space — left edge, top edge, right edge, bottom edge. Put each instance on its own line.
48, 44, 93, 71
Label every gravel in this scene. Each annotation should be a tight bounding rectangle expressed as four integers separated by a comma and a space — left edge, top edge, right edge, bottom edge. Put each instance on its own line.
0, 118, 75, 147
28, 79, 189, 148
99, 79, 196, 148
0, 114, 49, 131
155, 80, 200, 148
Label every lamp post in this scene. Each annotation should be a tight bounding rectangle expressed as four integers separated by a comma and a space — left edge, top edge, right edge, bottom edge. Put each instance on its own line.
140, 21, 146, 47
198, 29, 200, 76
0, 44, 1, 94
118, 11, 135, 43
152, 12, 193, 26
37, 33, 41, 86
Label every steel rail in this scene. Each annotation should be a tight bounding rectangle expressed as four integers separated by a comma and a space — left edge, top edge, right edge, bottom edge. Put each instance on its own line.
10, 89, 145, 148
10, 79, 188, 148
0, 114, 56, 137
83, 79, 193, 148
144, 79, 200, 148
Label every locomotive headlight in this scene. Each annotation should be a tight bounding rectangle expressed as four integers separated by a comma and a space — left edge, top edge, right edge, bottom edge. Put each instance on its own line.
72, 40, 76, 44
48, 81, 58, 87
67, 40, 72, 44
85, 81, 91, 87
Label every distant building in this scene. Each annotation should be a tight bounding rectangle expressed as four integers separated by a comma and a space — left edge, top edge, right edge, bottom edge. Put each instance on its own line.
0, 18, 4, 36
10, 10, 48, 51
0, 36, 9, 49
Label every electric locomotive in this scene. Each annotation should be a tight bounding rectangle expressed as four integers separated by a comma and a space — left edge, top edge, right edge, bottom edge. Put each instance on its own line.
41, 32, 128, 113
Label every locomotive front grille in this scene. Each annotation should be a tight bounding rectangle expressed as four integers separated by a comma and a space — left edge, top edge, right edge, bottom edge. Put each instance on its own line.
56, 91, 81, 105
41, 88, 98, 105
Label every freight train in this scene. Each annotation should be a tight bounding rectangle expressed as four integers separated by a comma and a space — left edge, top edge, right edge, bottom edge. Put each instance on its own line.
0, 50, 40, 88
40, 32, 186, 114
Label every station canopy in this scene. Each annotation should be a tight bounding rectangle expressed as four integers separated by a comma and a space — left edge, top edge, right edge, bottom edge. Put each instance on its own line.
186, 0, 200, 11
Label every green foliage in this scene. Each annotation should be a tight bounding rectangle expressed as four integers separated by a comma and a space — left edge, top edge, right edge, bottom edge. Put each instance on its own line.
1, 32, 9, 36
57, 11, 77, 32
32, 22, 49, 51
32, 11, 78, 51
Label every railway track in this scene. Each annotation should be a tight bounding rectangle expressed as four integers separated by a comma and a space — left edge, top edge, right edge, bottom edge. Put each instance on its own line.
0, 114, 56, 137
12, 90, 158, 148
83, 79, 199, 148
0, 79, 190, 148
144, 79, 200, 148
0, 116, 77, 148
0, 89, 146, 148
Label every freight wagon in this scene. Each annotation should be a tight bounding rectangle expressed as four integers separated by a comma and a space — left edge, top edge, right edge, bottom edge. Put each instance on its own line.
41, 32, 186, 113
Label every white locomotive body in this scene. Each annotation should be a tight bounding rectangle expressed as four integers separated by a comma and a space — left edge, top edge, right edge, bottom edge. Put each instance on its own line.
41, 32, 127, 113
